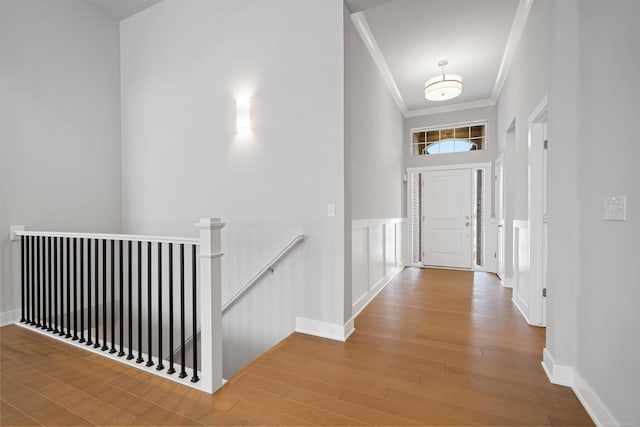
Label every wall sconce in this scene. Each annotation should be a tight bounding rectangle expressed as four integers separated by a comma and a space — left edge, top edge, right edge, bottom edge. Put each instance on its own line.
236, 97, 251, 132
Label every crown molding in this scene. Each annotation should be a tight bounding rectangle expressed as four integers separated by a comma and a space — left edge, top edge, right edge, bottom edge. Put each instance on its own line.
405, 99, 496, 118
351, 12, 408, 116
492, 0, 536, 101
351, 0, 534, 119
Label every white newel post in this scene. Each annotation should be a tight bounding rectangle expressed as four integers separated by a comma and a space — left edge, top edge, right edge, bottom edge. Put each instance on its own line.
196, 217, 225, 393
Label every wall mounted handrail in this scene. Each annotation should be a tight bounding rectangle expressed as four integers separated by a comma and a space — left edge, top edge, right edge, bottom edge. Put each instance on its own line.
222, 234, 304, 314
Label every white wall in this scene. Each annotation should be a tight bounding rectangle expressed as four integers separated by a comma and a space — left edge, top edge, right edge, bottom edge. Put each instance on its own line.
0, 0, 121, 318
574, 1, 640, 423
501, 0, 639, 423
120, 0, 346, 377
348, 18, 404, 221
496, 0, 549, 289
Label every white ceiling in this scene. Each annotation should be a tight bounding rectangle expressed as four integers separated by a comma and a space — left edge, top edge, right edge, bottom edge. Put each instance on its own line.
359, 0, 520, 114
344, 0, 397, 13
88, 0, 520, 115
88, 0, 162, 21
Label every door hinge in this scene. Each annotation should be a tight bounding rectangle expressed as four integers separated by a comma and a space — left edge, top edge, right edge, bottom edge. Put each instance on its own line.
543, 140, 549, 150
542, 288, 547, 297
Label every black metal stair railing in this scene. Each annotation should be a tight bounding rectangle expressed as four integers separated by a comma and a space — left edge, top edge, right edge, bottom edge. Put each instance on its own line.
16, 230, 212, 391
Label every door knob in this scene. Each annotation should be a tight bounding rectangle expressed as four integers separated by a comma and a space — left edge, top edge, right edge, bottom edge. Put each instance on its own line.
465, 222, 470, 227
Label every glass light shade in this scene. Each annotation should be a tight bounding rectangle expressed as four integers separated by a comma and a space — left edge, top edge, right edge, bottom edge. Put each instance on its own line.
424, 74, 463, 101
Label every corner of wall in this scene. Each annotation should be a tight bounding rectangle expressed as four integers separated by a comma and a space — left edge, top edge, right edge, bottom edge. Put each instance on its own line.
542, 348, 619, 426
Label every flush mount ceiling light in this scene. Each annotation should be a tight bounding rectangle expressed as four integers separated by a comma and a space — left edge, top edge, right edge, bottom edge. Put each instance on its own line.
424, 60, 463, 101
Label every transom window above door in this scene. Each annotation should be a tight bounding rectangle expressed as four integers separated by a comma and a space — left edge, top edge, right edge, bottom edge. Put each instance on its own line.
411, 122, 486, 156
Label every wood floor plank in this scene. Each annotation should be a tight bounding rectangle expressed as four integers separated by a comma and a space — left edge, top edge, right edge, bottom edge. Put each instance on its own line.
1, 268, 593, 426
0, 400, 42, 426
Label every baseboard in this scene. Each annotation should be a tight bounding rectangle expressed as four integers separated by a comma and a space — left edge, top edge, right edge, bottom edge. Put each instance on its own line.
572, 370, 619, 427
500, 277, 513, 288
542, 348, 573, 387
541, 348, 619, 426
0, 309, 19, 327
295, 317, 354, 342
512, 294, 531, 324
352, 265, 403, 319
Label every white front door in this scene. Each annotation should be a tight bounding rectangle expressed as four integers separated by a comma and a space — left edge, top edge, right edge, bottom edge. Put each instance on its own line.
422, 169, 472, 269
495, 156, 506, 279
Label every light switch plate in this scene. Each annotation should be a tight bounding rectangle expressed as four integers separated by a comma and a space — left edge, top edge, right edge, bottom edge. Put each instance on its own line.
603, 196, 626, 221
328, 204, 336, 218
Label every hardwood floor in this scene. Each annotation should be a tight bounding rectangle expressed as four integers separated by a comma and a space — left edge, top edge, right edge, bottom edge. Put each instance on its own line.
0, 268, 593, 426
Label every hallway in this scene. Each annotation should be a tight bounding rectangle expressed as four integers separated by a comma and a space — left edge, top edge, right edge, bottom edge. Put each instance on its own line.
1, 268, 592, 426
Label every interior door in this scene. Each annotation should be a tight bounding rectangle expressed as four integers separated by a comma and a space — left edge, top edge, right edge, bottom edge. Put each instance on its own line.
422, 169, 472, 269
495, 156, 506, 279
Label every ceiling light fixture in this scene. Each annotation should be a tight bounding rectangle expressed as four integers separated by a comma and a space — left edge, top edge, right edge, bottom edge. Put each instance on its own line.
424, 60, 463, 101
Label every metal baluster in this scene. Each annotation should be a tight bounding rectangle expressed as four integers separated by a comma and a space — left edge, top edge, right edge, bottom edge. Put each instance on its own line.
101, 239, 108, 351
53, 237, 59, 334
29, 236, 36, 325
79, 239, 85, 343
127, 241, 134, 360
58, 237, 65, 336
65, 238, 71, 338
47, 237, 52, 331
41, 237, 47, 330
146, 241, 154, 367
25, 236, 30, 324
191, 245, 199, 383
156, 243, 164, 371
167, 243, 175, 375
30, 236, 35, 325
118, 240, 125, 357
87, 239, 93, 346
110, 240, 116, 354
20, 236, 25, 322
72, 238, 78, 340
94, 239, 100, 349
136, 241, 143, 364
179, 244, 186, 378
36, 236, 41, 328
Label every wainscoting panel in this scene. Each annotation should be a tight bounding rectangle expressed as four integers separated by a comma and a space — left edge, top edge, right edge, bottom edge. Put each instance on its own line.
352, 218, 407, 317
368, 226, 384, 290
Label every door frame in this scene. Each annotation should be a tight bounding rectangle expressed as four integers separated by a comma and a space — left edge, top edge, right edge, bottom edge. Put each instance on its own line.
406, 162, 494, 272
527, 95, 548, 326
494, 153, 506, 281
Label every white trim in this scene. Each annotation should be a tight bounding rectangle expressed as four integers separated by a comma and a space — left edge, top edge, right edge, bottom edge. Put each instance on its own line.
407, 162, 492, 174
350, 12, 408, 116
405, 99, 495, 118
541, 349, 619, 426
352, 265, 403, 318
406, 162, 493, 272
15, 230, 199, 245
512, 292, 532, 325
352, 218, 406, 228
500, 277, 513, 288
541, 348, 573, 386
12, 322, 209, 392
295, 317, 354, 342
527, 95, 548, 327
352, 0, 535, 118
492, 0, 536, 101
573, 370, 619, 427
0, 310, 19, 327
